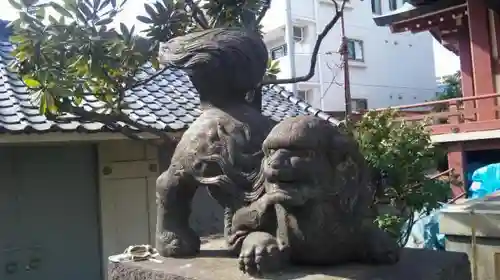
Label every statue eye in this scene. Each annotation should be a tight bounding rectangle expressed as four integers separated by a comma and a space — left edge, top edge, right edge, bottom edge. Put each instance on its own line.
266, 148, 276, 155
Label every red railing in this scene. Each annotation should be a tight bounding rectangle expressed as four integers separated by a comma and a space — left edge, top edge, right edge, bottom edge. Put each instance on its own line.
367, 93, 500, 135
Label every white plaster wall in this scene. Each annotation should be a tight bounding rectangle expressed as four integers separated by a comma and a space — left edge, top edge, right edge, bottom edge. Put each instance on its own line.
263, 0, 438, 111
261, 0, 287, 33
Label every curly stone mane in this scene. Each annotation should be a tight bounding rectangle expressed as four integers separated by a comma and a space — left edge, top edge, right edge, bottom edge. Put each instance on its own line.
159, 28, 268, 105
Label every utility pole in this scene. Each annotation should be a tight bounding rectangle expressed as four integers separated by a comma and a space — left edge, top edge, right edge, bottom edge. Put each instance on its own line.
285, 0, 297, 95
340, 12, 352, 119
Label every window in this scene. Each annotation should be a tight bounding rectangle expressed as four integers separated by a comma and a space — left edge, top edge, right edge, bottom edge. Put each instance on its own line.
346, 39, 364, 62
351, 98, 368, 111
270, 44, 288, 60
388, 0, 397, 11
297, 89, 311, 101
371, 0, 382, 14
292, 26, 305, 42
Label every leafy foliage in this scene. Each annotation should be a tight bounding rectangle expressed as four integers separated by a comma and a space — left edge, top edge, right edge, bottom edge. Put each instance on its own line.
8, 0, 160, 116
265, 59, 281, 80
434, 71, 462, 112
354, 109, 450, 245
202, 0, 266, 29
437, 71, 462, 100
6, 0, 274, 118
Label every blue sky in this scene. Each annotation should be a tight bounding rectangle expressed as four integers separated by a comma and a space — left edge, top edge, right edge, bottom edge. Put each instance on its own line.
0, 1, 460, 77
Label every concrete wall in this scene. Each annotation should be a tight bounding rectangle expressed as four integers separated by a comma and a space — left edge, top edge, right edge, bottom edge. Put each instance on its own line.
98, 140, 159, 272
263, 0, 438, 111
98, 139, 224, 267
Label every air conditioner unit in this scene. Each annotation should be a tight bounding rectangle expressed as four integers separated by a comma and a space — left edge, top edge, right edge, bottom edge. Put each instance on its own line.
293, 26, 305, 42
351, 99, 368, 111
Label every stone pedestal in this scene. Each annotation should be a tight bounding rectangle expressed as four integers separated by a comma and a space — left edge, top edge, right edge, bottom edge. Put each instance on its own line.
108, 239, 471, 280
440, 193, 500, 279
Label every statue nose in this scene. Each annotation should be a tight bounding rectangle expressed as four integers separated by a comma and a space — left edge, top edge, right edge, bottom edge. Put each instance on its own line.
267, 149, 292, 168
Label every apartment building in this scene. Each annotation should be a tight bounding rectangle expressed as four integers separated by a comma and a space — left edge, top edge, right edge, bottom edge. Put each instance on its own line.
261, 0, 439, 112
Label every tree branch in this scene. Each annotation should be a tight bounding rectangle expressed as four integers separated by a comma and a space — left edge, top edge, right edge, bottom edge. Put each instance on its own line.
56, 102, 172, 144
185, 0, 210, 30
261, 0, 347, 86
128, 67, 169, 89
256, 0, 272, 25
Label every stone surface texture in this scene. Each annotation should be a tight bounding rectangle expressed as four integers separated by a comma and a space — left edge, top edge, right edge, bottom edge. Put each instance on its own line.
108, 239, 472, 280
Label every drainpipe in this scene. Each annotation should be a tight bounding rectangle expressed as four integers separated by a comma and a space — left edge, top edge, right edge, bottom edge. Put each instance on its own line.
313, 0, 325, 110
285, 0, 297, 95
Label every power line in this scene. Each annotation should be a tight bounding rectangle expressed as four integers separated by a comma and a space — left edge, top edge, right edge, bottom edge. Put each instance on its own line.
319, 82, 437, 91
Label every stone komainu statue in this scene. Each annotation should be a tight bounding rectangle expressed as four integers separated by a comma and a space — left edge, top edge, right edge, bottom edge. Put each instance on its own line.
227, 116, 400, 274
156, 28, 275, 257
155, 27, 400, 275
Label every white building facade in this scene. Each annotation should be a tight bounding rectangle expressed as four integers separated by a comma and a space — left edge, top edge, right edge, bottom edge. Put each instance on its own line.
262, 0, 438, 112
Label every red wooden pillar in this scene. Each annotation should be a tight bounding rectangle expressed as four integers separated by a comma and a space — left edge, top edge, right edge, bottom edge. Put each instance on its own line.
467, 0, 496, 121
494, 13, 500, 79
458, 23, 475, 121
447, 143, 466, 198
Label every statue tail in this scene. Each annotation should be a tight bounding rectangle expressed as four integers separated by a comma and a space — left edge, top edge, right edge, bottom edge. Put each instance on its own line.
158, 28, 269, 97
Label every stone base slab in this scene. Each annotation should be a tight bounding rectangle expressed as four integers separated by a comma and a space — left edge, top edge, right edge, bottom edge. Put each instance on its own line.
108, 239, 471, 280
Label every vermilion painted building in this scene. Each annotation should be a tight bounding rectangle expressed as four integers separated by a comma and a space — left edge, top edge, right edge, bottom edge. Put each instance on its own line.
374, 0, 500, 197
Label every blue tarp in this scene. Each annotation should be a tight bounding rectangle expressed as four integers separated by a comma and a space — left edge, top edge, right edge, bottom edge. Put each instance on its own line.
404, 205, 446, 251
405, 162, 500, 251
469, 163, 500, 199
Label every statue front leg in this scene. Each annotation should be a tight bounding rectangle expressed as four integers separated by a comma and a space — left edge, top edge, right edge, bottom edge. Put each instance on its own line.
238, 231, 289, 275
156, 167, 201, 257
229, 193, 291, 275
357, 223, 400, 264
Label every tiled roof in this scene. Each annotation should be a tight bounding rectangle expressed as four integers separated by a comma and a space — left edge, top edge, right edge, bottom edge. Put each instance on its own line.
0, 20, 339, 135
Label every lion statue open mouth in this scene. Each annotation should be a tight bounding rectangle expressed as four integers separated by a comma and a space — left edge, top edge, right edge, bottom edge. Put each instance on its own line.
227, 115, 400, 275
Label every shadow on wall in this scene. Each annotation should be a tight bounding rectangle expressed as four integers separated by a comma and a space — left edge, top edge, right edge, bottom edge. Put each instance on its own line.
189, 187, 225, 237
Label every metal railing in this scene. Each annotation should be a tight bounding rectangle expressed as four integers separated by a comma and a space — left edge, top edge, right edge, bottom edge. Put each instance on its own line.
380, 93, 500, 123
349, 94, 500, 134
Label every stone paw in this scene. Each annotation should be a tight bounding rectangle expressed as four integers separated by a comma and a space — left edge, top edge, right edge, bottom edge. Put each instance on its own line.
362, 226, 401, 265
238, 231, 285, 276
156, 229, 201, 257
370, 240, 400, 264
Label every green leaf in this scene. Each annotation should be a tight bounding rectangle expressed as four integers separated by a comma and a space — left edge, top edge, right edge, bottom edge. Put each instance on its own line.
78, 2, 93, 19
144, 4, 157, 19
51, 86, 74, 97
8, 0, 22, 10
46, 94, 58, 114
129, 25, 135, 37
151, 57, 159, 70
39, 90, 47, 115
119, 0, 128, 8
73, 95, 83, 106
48, 15, 58, 24
154, 2, 167, 15
120, 23, 129, 41
9, 35, 25, 43
51, 2, 74, 18
35, 7, 46, 20
136, 15, 153, 24
96, 17, 113, 25
23, 77, 41, 88
99, 0, 110, 9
